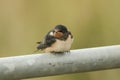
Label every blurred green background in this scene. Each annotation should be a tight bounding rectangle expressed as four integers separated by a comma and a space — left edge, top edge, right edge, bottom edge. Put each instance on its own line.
0, 0, 120, 80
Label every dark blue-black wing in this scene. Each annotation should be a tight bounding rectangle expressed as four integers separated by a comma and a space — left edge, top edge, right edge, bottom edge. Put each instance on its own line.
37, 31, 56, 50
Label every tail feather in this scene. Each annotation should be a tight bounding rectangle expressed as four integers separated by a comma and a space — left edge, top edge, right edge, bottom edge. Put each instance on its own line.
37, 43, 47, 50
36, 42, 41, 44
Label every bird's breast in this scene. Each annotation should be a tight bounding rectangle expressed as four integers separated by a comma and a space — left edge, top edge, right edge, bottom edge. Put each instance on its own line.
44, 35, 73, 53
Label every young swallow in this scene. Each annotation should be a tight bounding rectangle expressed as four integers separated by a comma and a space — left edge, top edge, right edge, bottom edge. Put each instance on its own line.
36, 24, 73, 53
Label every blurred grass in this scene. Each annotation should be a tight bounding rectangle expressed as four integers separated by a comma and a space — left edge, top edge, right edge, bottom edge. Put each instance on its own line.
0, 0, 120, 80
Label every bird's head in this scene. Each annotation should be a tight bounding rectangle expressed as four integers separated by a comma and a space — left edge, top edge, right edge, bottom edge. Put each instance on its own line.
50, 25, 68, 38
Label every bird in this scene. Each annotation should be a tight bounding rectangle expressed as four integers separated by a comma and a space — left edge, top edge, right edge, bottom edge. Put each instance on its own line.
36, 24, 73, 53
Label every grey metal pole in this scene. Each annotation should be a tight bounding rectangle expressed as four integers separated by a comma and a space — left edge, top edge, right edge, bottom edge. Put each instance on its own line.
0, 45, 120, 80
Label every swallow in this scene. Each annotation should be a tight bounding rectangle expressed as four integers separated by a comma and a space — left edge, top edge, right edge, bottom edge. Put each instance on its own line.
36, 24, 73, 53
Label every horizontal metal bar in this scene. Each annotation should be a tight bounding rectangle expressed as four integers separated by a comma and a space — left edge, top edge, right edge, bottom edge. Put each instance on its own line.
0, 45, 120, 80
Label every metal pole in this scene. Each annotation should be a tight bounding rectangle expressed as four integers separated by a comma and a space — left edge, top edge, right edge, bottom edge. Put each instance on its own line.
0, 45, 120, 80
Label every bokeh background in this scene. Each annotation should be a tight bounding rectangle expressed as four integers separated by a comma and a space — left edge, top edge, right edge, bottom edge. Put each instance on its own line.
0, 0, 120, 80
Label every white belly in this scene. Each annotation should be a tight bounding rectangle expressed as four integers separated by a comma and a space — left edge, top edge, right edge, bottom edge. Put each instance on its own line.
44, 35, 73, 52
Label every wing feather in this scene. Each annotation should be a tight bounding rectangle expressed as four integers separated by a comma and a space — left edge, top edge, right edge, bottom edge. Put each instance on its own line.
37, 31, 56, 50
